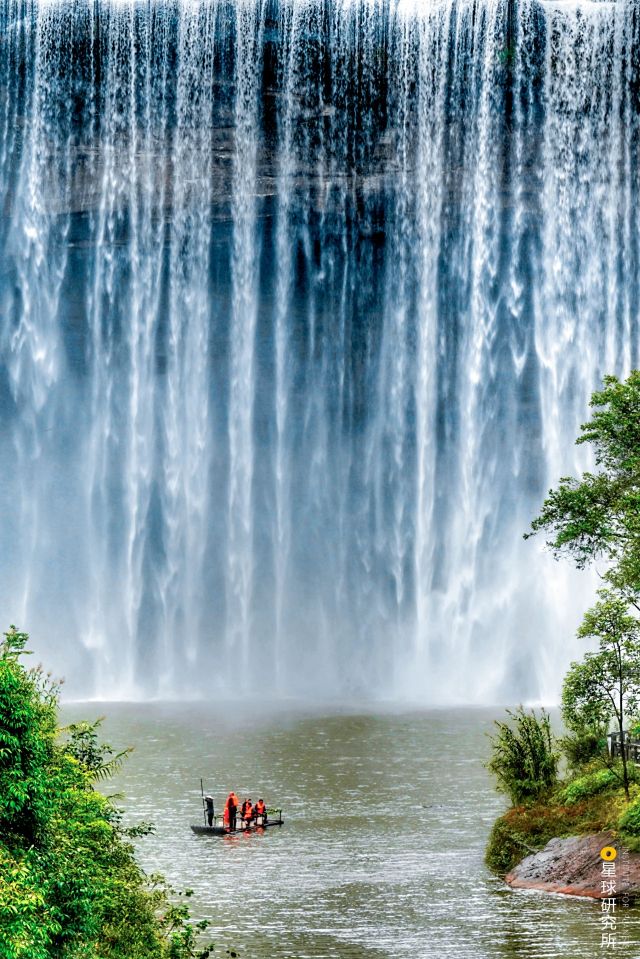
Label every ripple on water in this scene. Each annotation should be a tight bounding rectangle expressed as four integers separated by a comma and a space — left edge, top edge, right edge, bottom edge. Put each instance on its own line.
61, 704, 640, 959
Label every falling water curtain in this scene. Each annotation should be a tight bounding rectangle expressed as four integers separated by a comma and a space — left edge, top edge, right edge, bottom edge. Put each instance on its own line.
0, 0, 638, 700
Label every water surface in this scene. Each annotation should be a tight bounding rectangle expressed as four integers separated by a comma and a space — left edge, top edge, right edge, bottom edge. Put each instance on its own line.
62, 704, 640, 958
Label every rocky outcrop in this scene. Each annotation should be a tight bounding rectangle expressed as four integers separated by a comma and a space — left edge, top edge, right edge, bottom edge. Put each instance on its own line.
505, 833, 640, 900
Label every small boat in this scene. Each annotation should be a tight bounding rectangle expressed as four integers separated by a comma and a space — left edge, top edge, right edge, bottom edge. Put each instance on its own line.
191, 809, 284, 836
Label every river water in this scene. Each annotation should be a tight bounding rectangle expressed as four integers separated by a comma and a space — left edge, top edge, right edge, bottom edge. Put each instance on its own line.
63, 704, 639, 958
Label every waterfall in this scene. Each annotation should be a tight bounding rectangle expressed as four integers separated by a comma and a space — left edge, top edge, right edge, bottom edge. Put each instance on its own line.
0, 0, 638, 701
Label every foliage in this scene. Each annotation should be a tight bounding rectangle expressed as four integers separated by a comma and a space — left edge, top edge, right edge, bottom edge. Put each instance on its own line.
561, 767, 621, 805
484, 791, 621, 875
485, 781, 640, 875
563, 592, 640, 725
525, 371, 640, 572
0, 627, 57, 848
0, 627, 213, 959
61, 719, 132, 783
484, 815, 536, 875
486, 372, 640, 873
559, 721, 608, 773
618, 798, 640, 837
526, 372, 640, 788
486, 707, 558, 806
562, 588, 640, 798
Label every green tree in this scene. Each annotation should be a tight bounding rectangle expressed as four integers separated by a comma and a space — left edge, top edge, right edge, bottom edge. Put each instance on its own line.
0, 627, 57, 847
61, 718, 132, 782
562, 590, 640, 800
0, 626, 213, 959
526, 371, 640, 778
526, 371, 640, 572
486, 707, 558, 805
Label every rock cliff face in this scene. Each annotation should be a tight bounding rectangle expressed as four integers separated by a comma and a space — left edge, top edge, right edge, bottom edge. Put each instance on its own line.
506, 833, 640, 900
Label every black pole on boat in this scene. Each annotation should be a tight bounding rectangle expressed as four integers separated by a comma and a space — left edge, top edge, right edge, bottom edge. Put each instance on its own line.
200, 778, 206, 827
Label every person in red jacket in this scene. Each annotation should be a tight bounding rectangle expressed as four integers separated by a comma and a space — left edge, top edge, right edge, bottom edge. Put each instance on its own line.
242, 798, 253, 828
224, 792, 237, 831
255, 799, 267, 825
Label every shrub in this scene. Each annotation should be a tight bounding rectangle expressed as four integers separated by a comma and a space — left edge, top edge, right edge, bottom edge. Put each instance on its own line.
484, 816, 536, 875
486, 707, 558, 805
560, 724, 608, 773
618, 799, 640, 837
0, 627, 56, 846
485, 802, 587, 875
562, 767, 620, 804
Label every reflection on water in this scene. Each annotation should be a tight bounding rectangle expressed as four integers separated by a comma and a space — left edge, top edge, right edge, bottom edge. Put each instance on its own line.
62, 704, 639, 958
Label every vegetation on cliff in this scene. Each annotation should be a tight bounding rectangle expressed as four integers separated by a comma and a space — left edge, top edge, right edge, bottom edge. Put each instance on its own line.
485, 743, 640, 875
0, 627, 213, 959
487, 372, 640, 875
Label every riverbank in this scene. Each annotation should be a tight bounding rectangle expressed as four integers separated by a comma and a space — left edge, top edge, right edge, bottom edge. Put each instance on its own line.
486, 766, 640, 900
505, 833, 640, 899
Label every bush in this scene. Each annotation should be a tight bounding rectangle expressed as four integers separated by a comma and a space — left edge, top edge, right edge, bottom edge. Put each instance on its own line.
484, 816, 536, 875
0, 626, 213, 959
618, 799, 640, 837
485, 802, 587, 875
560, 725, 608, 773
562, 767, 621, 804
486, 707, 558, 805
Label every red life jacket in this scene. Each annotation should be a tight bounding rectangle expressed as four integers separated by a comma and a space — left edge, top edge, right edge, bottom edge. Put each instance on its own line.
256, 800, 266, 815
244, 802, 253, 819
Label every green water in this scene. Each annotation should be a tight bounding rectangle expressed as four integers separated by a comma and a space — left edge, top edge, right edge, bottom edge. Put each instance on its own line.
63, 704, 639, 958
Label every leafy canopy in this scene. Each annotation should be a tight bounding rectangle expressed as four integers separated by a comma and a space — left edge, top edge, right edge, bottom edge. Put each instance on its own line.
561, 588, 640, 800
0, 626, 213, 959
526, 371, 640, 570
486, 373, 640, 872
525, 372, 640, 796
562, 589, 640, 733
